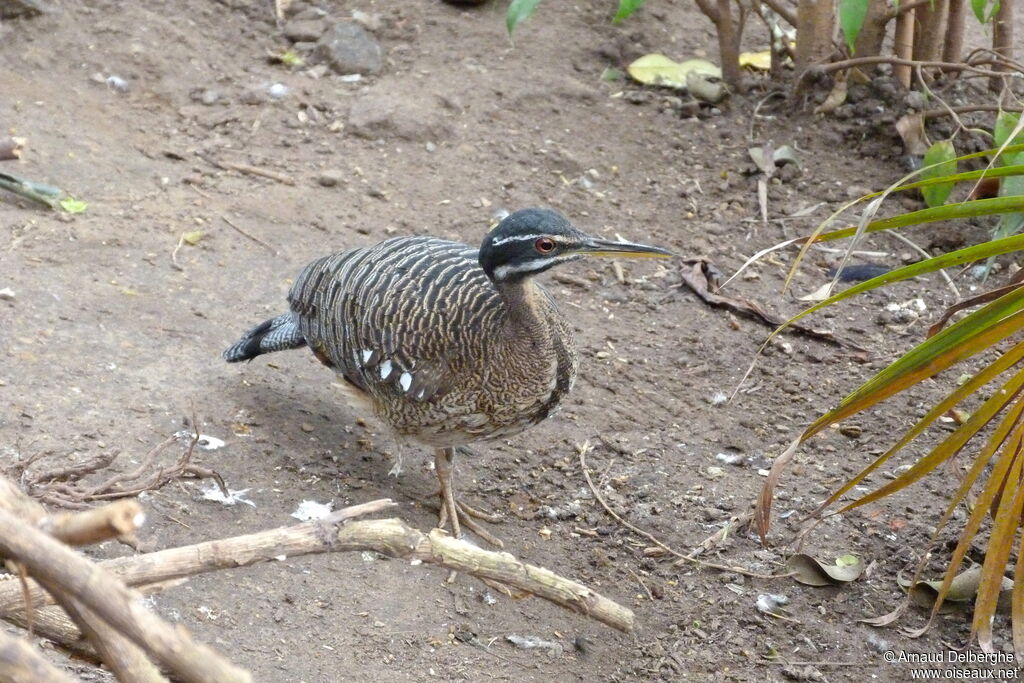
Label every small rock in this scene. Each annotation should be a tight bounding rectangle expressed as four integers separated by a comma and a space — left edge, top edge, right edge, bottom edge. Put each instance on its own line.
351, 9, 382, 31
905, 90, 927, 110
268, 83, 289, 99
284, 18, 326, 43
317, 169, 345, 187
623, 90, 652, 105
106, 75, 129, 92
239, 88, 269, 105
315, 21, 383, 75
348, 85, 454, 142
192, 89, 221, 106
844, 184, 870, 199
0, 287, 14, 301
300, 422, 314, 433
305, 63, 330, 79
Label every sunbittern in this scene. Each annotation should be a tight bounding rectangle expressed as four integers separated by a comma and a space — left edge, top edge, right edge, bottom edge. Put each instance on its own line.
224, 208, 672, 545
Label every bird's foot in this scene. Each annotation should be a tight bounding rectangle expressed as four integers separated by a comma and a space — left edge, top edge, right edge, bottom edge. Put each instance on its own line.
436, 495, 504, 548
387, 452, 403, 478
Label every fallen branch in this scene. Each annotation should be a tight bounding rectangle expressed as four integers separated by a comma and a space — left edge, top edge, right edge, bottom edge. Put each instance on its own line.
920, 104, 1024, 119
38, 500, 145, 546
197, 153, 295, 185
677, 258, 865, 351
0, 499, 634, 632
38, 578, 167, 683
0, 507, 252, 683
0, 627, 77, 683
812, 55, 1010, 78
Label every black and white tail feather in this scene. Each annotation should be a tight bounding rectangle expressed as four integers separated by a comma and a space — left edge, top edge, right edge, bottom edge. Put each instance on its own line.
223, 312, 306, 363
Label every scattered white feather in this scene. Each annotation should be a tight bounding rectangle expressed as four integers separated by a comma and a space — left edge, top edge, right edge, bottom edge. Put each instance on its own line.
200, 482, 255, 507
175, 431, 226, 450
290, 500, 334, 521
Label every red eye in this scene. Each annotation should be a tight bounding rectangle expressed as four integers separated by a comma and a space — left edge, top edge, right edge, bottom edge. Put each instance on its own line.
535, 237, 556, 254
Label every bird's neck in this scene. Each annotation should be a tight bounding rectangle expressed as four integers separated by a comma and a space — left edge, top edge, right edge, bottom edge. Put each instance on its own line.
495, 278, 556, 341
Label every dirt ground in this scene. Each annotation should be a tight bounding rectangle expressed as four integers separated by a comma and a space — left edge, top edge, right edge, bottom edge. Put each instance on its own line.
3, 1, 1024, 681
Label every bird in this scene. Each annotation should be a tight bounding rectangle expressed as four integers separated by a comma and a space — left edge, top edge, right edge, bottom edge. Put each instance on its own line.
224, 208, 672, 545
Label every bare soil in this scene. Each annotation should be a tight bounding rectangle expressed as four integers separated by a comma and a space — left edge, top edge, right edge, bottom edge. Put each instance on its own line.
2, 1, 1022, 681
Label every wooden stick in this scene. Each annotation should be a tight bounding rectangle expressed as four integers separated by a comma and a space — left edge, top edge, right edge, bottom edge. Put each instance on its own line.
0, 508, 252, 683
37, 500, 145, 546
0, 500, 634, 632
197, 153, 295, 186
220, 215, 279, 255
38, 578, 167, 683
0, 499, 399, 615
0, 628, 78, 683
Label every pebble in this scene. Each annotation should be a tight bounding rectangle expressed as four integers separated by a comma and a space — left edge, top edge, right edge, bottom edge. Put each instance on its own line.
300, 422, 314, 433
239, 88, 269, 105
268, 83, 289, 99
284, 18, 326, 43
315, 20, 383, 75
0, 287, 14, 301
194, 89, 221, 106
317, 169, 345, 187
106, 75, 129, 92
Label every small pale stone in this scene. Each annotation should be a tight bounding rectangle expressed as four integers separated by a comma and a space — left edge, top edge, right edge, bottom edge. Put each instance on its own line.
318, 169, 345, 187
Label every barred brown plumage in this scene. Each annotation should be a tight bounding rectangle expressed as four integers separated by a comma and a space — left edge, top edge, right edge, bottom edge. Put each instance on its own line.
224, 208, 672, 545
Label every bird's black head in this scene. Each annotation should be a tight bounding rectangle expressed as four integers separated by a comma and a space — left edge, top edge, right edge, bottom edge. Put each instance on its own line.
478, 208, 673, 283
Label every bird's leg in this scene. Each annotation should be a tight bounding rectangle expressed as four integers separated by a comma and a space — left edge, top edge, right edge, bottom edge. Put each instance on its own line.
433, 448, 504, 548
434, 447, 462, 539
387, 447, 404, 478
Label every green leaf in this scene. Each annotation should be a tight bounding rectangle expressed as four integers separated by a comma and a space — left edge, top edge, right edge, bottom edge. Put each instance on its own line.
613, 0, 646, 22
507, 0, 542, 36
182, 230, 204, 245
921, 140, 958, 207
839, 0, 870, 53
59, 197, 87, 213
971, 0, 1000, 22
995, 112, 1024, 167
818, 195, 1024, 243
279, 50, 303, 67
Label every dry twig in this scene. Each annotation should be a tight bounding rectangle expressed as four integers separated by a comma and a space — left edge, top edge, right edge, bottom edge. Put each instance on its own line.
0, 627, 77, 683
0, 507, 252, 683
197, 153, 295, 186
220, 215, 278, 255
1, 498, 633, 633
18, 433, 224, 508
579, 442, 788, 580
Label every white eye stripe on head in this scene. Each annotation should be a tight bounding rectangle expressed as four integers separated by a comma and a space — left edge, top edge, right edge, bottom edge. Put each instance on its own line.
489, 233, 544, 247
